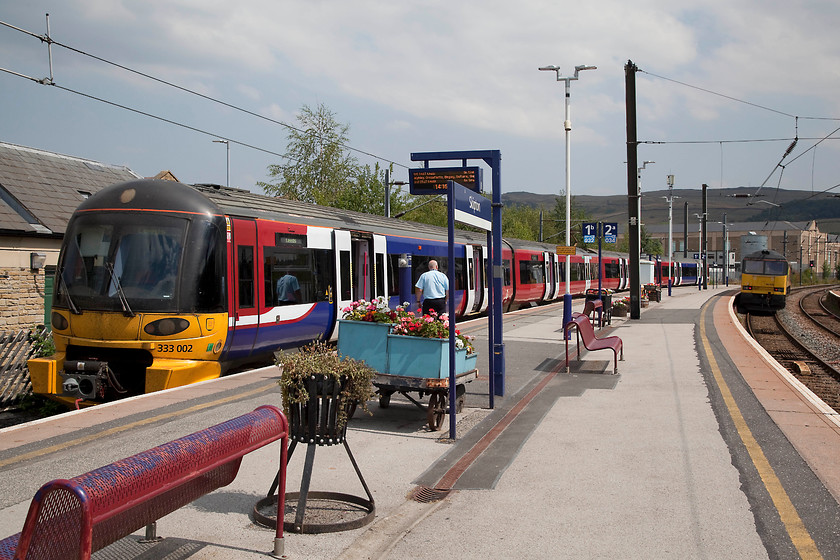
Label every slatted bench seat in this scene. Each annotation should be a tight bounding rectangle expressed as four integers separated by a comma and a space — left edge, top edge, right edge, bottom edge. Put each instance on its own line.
0, 405, 289, 560
565, 314, 623, 374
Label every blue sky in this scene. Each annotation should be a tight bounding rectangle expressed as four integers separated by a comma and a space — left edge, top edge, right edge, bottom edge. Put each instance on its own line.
2, 1, 839, 204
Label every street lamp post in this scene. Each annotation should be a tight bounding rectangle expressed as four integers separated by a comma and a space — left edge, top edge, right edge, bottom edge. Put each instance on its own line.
213, 139, 230, 188
539, 63, 597, 333
662, 174, 679, 296
636, 161, 654, 263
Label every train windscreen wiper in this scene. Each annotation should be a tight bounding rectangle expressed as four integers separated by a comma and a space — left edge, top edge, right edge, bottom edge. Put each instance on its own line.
56, 267, 81, 315
105, 262, 135, 317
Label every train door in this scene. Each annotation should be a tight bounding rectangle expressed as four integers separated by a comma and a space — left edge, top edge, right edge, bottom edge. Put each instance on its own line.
464, 245, 476, 313
542, 251, 552, 300
333, 230, 353, 338
227, 217, 260, 359
583, 256, 592, 291
372, 234, 388, 301
478, 245, 489, 313
618, 258, 628, 290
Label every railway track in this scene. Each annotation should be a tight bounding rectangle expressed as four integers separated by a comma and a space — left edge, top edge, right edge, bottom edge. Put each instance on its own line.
746, 286, 840, 414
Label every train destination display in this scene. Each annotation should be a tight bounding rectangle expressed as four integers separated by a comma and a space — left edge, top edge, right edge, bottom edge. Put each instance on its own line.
409, 166, 483, 195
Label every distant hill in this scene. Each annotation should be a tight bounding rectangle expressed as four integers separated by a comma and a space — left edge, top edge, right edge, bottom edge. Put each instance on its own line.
502, 187, 840, 232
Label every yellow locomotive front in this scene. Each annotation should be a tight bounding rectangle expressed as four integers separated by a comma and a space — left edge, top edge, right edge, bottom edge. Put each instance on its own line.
739, 249, 790, 311
28, 180, 230, 407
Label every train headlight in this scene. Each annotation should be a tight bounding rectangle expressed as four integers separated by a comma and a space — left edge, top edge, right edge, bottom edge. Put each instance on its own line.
743, 285, 752, 291
51, 312, 69, 331
144, 318, 190, 336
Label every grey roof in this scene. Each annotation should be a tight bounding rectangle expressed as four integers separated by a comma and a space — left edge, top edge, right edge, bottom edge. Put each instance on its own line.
0, 142, 141, 236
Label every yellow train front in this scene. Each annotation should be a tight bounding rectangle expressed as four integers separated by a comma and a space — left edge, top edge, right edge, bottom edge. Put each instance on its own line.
28, 181, 231, 407
739, 249, 790, 311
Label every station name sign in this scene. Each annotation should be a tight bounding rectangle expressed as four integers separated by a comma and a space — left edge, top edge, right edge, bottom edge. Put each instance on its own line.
409, 166, 483, 195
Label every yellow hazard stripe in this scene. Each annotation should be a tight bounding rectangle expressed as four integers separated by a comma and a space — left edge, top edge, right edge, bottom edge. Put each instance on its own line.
699, 303, 822, 559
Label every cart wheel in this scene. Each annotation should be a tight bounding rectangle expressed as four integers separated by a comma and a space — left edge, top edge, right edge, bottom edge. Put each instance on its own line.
379, 392, 392, 409
455, 384, 466, 414
427, 392, 447, 431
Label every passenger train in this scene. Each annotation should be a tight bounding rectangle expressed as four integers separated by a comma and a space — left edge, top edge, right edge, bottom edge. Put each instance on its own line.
29, 179, 703, 406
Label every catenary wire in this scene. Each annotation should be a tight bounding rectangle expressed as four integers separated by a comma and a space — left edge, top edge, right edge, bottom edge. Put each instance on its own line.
0, 18, 412, 171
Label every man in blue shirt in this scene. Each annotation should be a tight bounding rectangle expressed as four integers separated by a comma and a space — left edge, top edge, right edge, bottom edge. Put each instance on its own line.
276, 272, 301, 304
415, 259, 449, 316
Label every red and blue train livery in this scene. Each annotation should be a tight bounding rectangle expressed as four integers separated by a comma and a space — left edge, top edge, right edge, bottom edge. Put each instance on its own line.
29, 179, 701, 406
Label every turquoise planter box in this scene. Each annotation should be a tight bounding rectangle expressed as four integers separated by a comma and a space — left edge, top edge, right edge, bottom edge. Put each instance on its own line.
337, 320, 393, 373
386, 335, 477, 379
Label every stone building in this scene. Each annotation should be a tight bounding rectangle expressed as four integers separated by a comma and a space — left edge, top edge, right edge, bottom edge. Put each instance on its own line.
644, 220, 840, 276
0, 142, 140, 329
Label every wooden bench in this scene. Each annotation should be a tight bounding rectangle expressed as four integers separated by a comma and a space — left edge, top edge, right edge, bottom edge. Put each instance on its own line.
0, 405, 290, 560
565, 314, 623, 374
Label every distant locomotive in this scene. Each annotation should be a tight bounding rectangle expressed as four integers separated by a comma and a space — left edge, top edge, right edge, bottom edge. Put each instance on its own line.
29, 179, 703, 407
738, 249, 791, 311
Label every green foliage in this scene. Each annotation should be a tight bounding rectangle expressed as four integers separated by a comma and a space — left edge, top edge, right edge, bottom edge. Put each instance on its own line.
16, 393, 64, 416
258, 103, 359, 207
614, 225, 662, 256
29, 326, 54, 357
276, 341, 375, 428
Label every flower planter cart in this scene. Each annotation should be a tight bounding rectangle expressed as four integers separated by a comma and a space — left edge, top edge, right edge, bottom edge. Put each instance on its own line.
372, 370, 478, 431
336, 320, 393, 373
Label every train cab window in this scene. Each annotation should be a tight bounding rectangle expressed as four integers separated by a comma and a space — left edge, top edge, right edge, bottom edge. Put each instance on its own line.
264, 246, 334, 306
503, 259, 511, 286
238, 246, 255, 309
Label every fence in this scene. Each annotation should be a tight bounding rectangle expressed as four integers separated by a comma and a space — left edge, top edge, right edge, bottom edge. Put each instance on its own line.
0, 327, 51, 410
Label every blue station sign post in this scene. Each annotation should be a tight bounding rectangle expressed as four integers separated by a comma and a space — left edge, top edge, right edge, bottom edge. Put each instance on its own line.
582, 222, 617, 307
410, 150, 503, 441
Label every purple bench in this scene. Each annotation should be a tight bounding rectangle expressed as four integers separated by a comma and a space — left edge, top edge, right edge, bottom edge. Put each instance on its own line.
0, 405, 289, 560
565, 314, 623, 374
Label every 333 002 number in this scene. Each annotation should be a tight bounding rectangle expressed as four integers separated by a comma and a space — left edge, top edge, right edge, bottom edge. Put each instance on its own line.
158, 344, 193, 353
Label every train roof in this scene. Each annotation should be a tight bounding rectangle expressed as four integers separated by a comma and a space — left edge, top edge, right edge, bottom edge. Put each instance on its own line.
743, 249, 787, 261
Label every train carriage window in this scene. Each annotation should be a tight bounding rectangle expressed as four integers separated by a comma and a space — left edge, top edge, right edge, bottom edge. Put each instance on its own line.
339, 251, 352, 301
387, 254, 401, 297
238, 246, 255, 308
264, 246, 334, 306
518, 259, 544, 285
375, 253, 385, 297
412, 256, 467, 291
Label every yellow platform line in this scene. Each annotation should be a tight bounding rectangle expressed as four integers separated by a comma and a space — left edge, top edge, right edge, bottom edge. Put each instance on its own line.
700, 303, 822, 559
0, 382, 275, 469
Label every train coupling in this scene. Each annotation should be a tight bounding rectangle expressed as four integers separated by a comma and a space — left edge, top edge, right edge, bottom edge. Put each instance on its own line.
60, 360, 111, 400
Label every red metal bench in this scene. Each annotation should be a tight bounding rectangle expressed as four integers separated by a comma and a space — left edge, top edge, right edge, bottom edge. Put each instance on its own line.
582, 298, 607, 328
565, 314, 623, 374
0, 405, 289, 560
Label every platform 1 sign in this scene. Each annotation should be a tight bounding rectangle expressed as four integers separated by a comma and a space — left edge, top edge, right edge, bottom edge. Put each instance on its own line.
409, 166, 483, 195
556, 245, 576, 256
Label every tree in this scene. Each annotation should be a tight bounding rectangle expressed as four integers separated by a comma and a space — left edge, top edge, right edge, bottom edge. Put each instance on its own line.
258, 103, 359, 207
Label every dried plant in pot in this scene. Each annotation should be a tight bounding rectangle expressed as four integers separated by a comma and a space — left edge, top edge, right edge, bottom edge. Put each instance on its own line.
276, 341, 376, 444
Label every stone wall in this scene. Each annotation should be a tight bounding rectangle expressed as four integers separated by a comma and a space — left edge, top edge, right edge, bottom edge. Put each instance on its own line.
0, 267, 47, 330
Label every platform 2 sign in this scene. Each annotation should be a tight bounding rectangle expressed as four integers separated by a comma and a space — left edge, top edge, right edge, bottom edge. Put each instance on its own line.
582, 222, 618, 244
409, 166, 483, 195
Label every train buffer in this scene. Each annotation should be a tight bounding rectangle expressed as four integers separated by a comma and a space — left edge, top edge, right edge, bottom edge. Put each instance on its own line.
564, 314, 623, 374
0, 405, 290, 560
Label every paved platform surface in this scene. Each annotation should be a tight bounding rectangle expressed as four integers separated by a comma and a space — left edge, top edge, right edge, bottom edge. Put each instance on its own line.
1, 285, 838, 559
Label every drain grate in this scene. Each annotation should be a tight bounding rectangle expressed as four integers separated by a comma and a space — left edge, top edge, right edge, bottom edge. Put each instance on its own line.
408, 485, 452, 503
